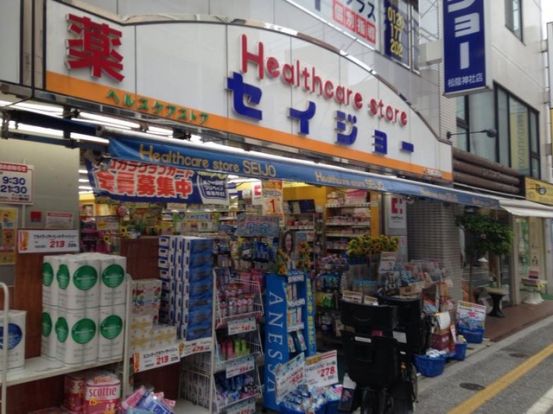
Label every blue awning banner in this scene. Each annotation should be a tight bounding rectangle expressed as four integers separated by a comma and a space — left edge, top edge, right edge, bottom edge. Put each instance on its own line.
108, 136, 499, 209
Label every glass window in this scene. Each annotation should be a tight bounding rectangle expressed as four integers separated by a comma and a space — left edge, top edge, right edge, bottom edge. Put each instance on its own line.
497, 88, 510, 165
505, 0, 523, 40
509, 96, 530, 176
469, 91, 495, 161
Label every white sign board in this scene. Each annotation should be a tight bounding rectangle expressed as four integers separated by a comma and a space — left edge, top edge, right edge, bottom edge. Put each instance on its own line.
305, 350, 339, 388
384, 194, 407, 236
132, 345, 180, 373
226, 355, 256, 379
44, 0, 451, 180
0, 162, 33, 204
18, 229, 79, 253
228, 316, 257, 336
275, 353, 305, 403
45, 211, 74, 229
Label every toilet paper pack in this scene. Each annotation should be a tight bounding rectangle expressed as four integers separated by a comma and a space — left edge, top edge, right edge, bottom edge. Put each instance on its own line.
98, 304, 125, 361
57, 255, 100, 310
41, 305, 57, 359
55, 308, 98, 365
99, 255, 127, 307
0, 310, 26, 370
42, 255, 66, 306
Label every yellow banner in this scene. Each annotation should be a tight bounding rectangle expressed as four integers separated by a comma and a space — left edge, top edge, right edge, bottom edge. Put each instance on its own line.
525, 177, 553, 205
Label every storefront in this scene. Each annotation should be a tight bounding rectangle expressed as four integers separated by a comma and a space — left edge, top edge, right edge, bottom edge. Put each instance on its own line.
0, 1, 502, 413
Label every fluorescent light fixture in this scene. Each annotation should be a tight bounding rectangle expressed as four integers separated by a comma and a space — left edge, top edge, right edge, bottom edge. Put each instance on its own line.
72, 133, 109, 144
79, 190, 94, 194
148, 125, 173, 136
79, 178, 89, 183
79, 185, 93, 190
15, 101, 63, 115
14, 123, 64, 137
228, 178, 260, 184
80, 112, 140, 129
79, 169, 88, 174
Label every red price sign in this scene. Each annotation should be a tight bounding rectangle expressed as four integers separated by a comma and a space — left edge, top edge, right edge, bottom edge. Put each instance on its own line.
228, 316, 256, 336
226, 355, 255, 379
49, 239, 66, 249
133, 345, 180, 373
305, 350, 339, 387
18, 230, 79, 253
182, 337, 213, 357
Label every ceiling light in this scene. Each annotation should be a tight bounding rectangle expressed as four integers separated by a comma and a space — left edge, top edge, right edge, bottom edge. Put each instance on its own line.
148, 125, 173, 136
79, 169, 88, 174
78, 178, 89, 183
80, 112, 140, 129
72, 133, 109, 144
79, 185, 93, 190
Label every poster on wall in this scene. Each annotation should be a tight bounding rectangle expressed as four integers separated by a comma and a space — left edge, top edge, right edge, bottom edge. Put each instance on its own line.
262, 180, 284, 217
45, 211, 74, 229
0, 207, 17, 265
86, 159, 228, 205
0, 162, 33, 204
384, 194, 407, 236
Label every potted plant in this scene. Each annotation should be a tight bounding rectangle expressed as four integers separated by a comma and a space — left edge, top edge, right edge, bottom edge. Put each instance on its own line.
456, 213, 512, 300
347, 234, 399, 266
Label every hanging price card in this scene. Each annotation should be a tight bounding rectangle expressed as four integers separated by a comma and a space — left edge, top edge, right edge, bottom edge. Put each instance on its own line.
181, 337, 213, 357
18, 229, 79, 253
132, 345, 180, 373
228, 316, 257, 336
226, 355, 255, 379
226, 398, 256, 414
305, 350, 339, 388
275, 353, 305, 403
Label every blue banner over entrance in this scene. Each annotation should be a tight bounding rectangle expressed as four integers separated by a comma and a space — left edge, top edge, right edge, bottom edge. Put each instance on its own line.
86, 158, 228, 205
108, 136, 499, 208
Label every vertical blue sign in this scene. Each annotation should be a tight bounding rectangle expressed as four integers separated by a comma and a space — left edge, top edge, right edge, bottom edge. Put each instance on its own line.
443, 0, 487, 95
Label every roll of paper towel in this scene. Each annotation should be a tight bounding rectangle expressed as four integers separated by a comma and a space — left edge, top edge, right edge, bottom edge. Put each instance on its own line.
55, 308, 98, 365
98, 304, 125, 361
0, 310, 26, 370
41, 305, 57, 360
57, 255, 100, 310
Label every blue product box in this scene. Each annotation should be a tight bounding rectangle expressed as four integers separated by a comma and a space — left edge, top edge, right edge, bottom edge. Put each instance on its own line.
186, 322, 212, 340
159, 269, 170, 281
188, 305, 212, 325
158, 257, 169, 269
158, 247, 169, 258
159, 236, 171, 248
185, 252, 214, 268
186, 265, 213, 283
188, 279, 212, 297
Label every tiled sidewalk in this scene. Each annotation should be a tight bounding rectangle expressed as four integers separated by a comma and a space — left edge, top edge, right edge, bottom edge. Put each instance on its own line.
485, 300, 553, 342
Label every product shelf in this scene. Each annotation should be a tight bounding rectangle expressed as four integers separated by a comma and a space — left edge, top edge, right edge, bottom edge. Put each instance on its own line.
287, 322, 305, 332
1, 356, 122, 386
288, 298, 306, 308
326, 222, 370, 227
325, 202, 371, 208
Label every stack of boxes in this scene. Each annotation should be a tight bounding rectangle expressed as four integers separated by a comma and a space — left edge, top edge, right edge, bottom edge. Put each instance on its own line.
158, 236, 214, 342
41, 253, 127, 365
129, 278, 177, 352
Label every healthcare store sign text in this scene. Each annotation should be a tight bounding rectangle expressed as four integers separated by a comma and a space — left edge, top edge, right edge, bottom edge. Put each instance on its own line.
44, 0, 451, 179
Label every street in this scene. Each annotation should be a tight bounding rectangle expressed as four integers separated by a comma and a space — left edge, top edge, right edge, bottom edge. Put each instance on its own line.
417, 315, 553, 414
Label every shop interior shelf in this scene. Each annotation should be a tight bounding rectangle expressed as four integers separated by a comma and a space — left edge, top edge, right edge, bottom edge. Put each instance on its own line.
174, 399, 210, 414
326, 222, 370, 227
325, 233, 360, 238
325, 203, 371, 208
287, 322, 305, 332
1, 356, 122, 386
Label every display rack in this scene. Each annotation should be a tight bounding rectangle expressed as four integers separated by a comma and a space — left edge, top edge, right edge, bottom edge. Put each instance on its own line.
324, 190, 371, 254
263, 271, 316, 411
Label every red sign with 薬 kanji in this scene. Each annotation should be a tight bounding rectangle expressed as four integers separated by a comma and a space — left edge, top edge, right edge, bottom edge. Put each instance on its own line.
66, 13, 124, 82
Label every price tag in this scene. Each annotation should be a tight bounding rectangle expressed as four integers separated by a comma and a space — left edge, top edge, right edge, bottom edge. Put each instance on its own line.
132, 345, 180, 373
181, 337, 213, 357
228, 316, 256, 336
226, 398, 256, 414
305, 350, 339, 388
0, 162, 32, 204
226, 355, 255, 379
275, 353, 305, 403
18, 229, 79, 253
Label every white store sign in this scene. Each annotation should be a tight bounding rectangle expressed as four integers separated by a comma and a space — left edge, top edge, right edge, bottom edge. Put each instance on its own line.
18, 229, 79, 253
44, 0, 451, 180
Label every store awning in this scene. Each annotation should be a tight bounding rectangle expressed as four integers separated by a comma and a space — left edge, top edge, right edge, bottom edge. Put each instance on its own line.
107, 135, 500, 208
497, 198, 553, 218
1, 108, 500, 209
